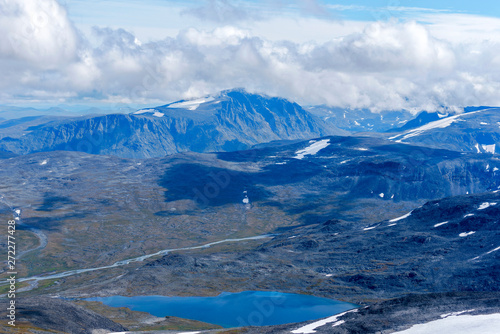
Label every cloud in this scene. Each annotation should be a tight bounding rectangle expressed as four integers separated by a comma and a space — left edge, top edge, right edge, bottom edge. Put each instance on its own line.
296, 0, 335, 19
3, 0, 500, 113
182, 0, 262, 23
0, 0, 78, 66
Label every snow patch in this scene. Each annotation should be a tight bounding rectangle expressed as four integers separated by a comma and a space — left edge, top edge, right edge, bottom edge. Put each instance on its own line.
434, 221, 449, 227
294, 139, 330, 160
14, 209, 20, 215
478, 202, 497, 210
387, 223, 397, 227
482, 144, 496, 154
134, 108, 156, 114
167, 97, 215, 110
393, 313, 500, 334
153, 111, 164, 117
486, 246, 500, 255
363, 226, 377, 231
464, 213, 474, 218
242, 191, 249, 205
471, 245, 500, 261
494, 167, 499, 172
459, 231, 475, 237
379, 193, 385, 198
389, 211, 412, 222
388, 110, 482, 142
441, 310, 476, 318
474, 143, 481, 153
40, 160, 48, 165
275, 162, 287, 165
480, 122, 489, 125
291, 309, 358, 334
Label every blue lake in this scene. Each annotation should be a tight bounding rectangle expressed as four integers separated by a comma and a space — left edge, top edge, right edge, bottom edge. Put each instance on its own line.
87, 291, 357, 328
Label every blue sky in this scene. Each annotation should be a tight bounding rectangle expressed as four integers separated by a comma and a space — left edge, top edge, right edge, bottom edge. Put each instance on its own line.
61, 0, 500, 43
2, 0, 500, 112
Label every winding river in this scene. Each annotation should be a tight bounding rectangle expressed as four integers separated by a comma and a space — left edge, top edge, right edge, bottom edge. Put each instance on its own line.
17, 234, 273, 283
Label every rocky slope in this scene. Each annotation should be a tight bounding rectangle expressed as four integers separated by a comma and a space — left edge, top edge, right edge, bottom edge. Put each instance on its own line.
306, 105, 414, 132
243, 292, 500, 333
0, 296, 127, 334
65, 190, 499, 305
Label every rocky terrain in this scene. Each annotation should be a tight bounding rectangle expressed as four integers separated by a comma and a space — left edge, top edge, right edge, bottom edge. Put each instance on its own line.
57, 190, 499, 305
0, 296, 126, 334
244, 292, 500, 333
0, 99, 499, 333
1, 135, 498, 280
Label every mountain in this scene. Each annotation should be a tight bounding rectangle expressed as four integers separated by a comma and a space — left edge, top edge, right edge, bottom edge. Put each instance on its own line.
306, 105, 414, 132
387, 108, 500, 154
387, 110, 450, 132
0, 89, 346, 159
0, 115, 72, 140
0, 105, 137, 120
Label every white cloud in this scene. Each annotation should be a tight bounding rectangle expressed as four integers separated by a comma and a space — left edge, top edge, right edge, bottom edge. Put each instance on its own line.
2, 0, 500, 113
0, 0, 78, 65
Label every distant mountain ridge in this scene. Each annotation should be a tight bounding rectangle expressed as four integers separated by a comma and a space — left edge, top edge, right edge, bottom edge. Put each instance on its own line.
0, 89, 346, 159
387, 108, 500, 154
386, 111, 449, 132
306, 105, 414, 132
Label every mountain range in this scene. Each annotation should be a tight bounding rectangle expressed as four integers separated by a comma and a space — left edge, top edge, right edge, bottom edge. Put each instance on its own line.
0, 89, 346, 159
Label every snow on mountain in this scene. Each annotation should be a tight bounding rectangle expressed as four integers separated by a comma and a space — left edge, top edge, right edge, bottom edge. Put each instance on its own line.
293, 139, 330, 159
291, 309, 358, 334
134, 108, 157, 115
389, 211, 412, 222
477, 202, 497, 210
482, 144, 496, 154
393, 313, 500, 334
386, 108, 500, 154
165, 96, 216, 110
388, 110, 483, 142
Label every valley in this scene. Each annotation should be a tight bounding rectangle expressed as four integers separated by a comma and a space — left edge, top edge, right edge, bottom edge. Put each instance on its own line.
0, 92, 499, 333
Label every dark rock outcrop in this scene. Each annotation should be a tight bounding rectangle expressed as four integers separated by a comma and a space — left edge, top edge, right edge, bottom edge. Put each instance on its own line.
0, 297, 127, 334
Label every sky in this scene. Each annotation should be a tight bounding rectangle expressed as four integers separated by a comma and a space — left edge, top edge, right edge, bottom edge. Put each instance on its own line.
2, 0, 500, 112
